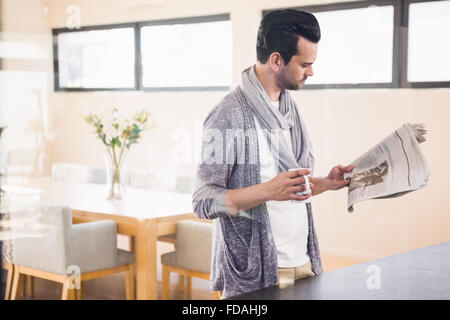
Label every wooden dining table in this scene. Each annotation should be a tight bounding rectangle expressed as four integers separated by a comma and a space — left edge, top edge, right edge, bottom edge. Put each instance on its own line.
2, 178, 197, 300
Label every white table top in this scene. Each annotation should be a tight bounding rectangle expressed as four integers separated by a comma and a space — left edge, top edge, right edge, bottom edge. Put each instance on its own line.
2, 178, 194, 220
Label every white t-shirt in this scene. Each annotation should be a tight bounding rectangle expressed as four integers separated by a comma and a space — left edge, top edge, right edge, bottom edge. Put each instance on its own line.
254, 100, 310, 267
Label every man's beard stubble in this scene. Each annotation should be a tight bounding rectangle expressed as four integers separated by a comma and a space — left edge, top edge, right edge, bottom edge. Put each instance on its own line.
276, 69, 305, 91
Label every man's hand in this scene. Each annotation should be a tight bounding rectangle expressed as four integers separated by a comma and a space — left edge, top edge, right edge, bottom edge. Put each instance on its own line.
226, 165, 353, 216
225, 168, 314, 216
326, 164, 354, 190
265, 169, 314, 202
310, 164, 354, 196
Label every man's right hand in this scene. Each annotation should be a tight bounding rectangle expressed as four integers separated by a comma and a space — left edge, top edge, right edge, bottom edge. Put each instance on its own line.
225, 169, 313, 216
265, 169, 313, 202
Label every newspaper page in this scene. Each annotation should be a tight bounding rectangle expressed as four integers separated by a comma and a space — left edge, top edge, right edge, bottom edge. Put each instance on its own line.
344, 123, 430, 212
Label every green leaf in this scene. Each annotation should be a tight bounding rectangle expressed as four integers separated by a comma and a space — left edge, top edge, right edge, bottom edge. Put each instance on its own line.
113, 137, 122, 148
100, 134, 109, 146
132, 124, 139, 136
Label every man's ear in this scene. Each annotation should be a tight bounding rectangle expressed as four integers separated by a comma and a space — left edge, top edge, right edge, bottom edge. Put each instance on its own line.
269, 52, 282, 72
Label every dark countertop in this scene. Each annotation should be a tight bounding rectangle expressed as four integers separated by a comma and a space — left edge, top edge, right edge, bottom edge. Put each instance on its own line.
227, 241, 450, 300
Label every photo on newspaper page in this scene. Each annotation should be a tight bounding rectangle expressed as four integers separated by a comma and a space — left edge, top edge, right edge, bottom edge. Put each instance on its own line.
344, 123, 431, 213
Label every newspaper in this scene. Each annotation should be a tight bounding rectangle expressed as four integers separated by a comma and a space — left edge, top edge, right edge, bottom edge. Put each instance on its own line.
344, 123, 430, 212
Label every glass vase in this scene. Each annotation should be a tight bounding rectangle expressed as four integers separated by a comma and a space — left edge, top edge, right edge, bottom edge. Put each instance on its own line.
104, 147, 127, 200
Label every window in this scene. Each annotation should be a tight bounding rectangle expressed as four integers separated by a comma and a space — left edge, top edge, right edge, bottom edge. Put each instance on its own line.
141, 17, 232, 90
264, 0, 450, 89
307, 5, 394, 86
407, 0, 450, 83
54, 26, 136, 90
52, 14, 232, 91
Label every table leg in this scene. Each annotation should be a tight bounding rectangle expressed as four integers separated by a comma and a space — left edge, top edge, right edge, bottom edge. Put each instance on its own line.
136, 219, 158, 300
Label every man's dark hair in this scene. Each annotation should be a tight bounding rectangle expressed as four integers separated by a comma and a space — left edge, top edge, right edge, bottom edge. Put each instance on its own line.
257, 9, 321, 65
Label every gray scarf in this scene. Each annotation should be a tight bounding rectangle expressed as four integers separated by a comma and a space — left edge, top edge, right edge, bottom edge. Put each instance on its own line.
238, 65, 315, 173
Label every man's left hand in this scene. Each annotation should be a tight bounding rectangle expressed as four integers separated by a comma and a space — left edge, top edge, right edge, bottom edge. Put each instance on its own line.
325, 164, 354, 191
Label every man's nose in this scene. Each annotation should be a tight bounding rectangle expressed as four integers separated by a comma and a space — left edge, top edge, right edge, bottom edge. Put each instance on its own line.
306, 65, 314, 77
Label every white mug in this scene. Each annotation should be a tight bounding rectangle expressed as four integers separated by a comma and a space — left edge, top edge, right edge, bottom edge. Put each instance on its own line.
288, 168, 312, 204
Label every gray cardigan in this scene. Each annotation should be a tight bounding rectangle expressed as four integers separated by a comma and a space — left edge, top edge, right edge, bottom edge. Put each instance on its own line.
192, 86, 323, 299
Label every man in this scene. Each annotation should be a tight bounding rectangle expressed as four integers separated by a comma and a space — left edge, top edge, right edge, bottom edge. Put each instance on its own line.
192, 9, 353, 299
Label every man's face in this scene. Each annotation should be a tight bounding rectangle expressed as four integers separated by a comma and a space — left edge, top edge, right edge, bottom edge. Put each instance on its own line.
275, 36, 318, 90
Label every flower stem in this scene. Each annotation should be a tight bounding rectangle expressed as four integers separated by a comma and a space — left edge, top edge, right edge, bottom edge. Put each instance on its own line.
111, 145, 121, 196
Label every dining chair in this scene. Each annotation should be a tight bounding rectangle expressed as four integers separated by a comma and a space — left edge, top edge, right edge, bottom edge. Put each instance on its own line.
51, 163, 134, 258
1, 202, 35, 300
1, 262, 14, 299
51, 163, 92, 183
129, 169, 177, 191
161, 219, 220, 300
51, 162, 132, 185
1, 205, 14, 300
10, 204, 135, 300
90, 167, 107, 184
129, 170, 194, 194
175, 175, 195, 194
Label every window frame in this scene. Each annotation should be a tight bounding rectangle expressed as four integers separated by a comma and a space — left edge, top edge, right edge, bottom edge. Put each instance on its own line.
52, 13, 231, 92
263, 0, 450, 89
52, 22, 138, 92
401, 0, 450, 88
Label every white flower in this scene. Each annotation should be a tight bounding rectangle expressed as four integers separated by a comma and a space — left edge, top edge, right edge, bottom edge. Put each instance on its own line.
83, 107, 153, 148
